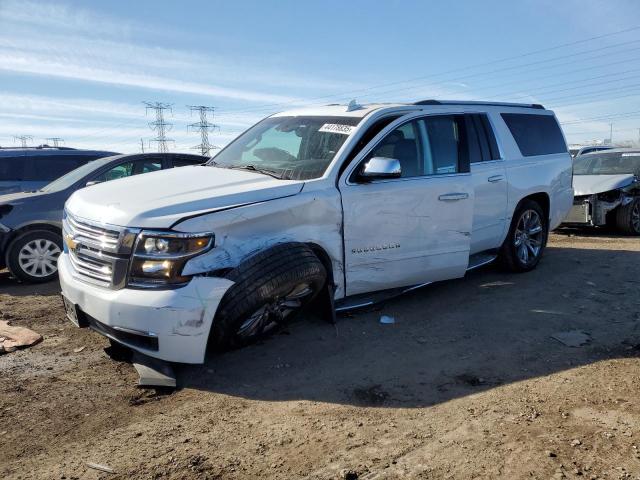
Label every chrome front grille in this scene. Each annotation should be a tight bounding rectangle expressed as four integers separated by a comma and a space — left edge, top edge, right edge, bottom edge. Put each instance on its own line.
63, 211, 139, 289
65, 213, 121, 253
68, 244, 114, 286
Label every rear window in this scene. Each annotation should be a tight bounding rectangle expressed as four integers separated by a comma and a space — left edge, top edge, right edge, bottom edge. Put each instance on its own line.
0, 155, 100, 181
501, 113, 567, 157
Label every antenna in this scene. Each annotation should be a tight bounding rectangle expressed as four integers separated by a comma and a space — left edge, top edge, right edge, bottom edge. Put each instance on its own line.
46, 137, 64, 147
14, 135, 33, 148
187, 105, 219, 156
143, 101, 174, 153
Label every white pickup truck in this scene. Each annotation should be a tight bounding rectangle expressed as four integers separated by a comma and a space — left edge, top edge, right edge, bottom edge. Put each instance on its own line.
59, 100, 573, 364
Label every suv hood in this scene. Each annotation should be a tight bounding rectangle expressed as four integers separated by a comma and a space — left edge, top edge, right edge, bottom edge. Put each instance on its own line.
573, 174, 635, 196
65, 165, 304, 229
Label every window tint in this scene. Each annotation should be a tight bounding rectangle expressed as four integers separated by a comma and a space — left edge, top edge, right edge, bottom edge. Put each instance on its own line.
364, 115, 469, 178
93, 160, 163, 183
465, 116, 484, 164
501, 113, 567, 157
28, 156, 88, 181
94, 162, 137, 182
0, 157, 24, 181
466, 114, 500, 162
478, 115, 500, 159
340, 115, 401, 177
139, 160, 162, 173
0, 155, 101, 181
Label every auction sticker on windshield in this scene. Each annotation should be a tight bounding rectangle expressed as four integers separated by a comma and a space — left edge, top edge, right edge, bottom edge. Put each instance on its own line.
319, 123, 356, 135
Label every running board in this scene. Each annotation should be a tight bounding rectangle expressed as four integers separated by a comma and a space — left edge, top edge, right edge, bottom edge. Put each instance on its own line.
335, 282, 432, 313
467, 252, 498, 271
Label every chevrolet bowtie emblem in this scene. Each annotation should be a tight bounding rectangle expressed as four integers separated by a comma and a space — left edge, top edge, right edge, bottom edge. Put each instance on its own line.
64, 232, 77, 250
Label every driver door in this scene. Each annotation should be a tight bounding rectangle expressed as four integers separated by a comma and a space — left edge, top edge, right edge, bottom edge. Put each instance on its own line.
339, 114, 474, 296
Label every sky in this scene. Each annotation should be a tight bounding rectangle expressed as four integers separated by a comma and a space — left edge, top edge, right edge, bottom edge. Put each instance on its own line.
1, 0, 640, 153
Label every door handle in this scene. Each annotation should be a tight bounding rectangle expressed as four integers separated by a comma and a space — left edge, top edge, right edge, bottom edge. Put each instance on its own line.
438, 193, 469, 201
488, 174, 505, 183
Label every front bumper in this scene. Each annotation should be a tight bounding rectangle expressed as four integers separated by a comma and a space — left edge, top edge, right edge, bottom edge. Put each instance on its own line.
58, 252, 234, 364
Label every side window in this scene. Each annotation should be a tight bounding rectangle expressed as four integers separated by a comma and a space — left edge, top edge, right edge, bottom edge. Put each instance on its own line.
94, 162, 136, 182
363, 115, 469, 179
172, 156, 203, 167
465, 114, 501, 163
340, 115, 401, 178
137, 160, 162, 174
501, 113, 567, 157
422, 116, 467, 175
367, 120, 421, 177
94, 160, 162, 183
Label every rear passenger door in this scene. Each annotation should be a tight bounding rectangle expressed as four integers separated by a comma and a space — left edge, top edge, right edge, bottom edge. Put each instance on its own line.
467, 114, 508, 254
340, 114, 474, 296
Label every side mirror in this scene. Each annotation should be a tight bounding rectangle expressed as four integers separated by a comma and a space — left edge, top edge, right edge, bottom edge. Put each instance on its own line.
85, 180, 102, 187
360, 157, 401, 180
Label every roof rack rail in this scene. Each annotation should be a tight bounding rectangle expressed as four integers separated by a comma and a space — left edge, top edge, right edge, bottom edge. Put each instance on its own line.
413, 99, 545, 110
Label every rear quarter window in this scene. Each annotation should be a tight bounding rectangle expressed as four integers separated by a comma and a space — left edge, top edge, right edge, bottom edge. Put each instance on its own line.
501, 113, 567, 157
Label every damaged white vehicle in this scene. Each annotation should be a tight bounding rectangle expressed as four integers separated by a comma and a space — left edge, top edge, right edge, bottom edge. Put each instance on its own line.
564, 148, 640, 234
59, 100, 573, 364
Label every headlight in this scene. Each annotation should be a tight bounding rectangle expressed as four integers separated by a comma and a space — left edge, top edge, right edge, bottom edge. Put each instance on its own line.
128, 231, 214, 287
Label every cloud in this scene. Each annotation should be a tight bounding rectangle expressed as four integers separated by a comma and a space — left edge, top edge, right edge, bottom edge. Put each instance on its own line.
0, 1, 360, 106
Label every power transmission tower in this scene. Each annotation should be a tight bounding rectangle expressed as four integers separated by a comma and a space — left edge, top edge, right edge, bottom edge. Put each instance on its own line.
14, 135, 33, 148
187, 105, 219, 156
46, 137, 64, 147
143, 101, 174, 153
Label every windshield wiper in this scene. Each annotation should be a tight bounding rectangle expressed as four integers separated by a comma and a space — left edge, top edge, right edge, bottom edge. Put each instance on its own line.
227, 164, 285, 180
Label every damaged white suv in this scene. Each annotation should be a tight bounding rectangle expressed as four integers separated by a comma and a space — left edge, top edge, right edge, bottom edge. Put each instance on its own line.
59, 100, 573, 364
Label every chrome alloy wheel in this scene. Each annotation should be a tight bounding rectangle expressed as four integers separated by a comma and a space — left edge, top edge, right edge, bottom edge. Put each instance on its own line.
514, 209, 544, 264
237, 283, 314, 339
17, 238, 62, 278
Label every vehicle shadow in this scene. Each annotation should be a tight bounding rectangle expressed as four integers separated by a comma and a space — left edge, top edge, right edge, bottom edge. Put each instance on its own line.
554, 225, 628, 238
180, 245, 640, 408
0, 270, 60, 297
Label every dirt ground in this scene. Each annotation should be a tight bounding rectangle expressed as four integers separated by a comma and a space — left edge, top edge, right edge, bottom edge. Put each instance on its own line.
1, 230, 640, 480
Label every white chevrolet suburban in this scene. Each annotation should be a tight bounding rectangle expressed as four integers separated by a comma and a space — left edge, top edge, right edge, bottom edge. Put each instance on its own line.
59, 100, 573, 364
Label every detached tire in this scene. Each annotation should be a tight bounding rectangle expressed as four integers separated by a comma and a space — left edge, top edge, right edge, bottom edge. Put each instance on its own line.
6, 230, 63, 283
210, 243, 327, 351
615, 198, 640, 235
498, 199, 548, 273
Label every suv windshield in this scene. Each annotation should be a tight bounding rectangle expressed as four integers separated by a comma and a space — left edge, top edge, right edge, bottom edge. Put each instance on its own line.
208, 116, 361, 180
573, 151, 640, 176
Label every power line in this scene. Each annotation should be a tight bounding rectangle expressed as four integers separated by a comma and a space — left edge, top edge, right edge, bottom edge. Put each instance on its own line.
45, 137, 64, 147
187, 105, 219, 156
143, 101, 174, 153
13, 135, 33, 147
216, 25, 640, 116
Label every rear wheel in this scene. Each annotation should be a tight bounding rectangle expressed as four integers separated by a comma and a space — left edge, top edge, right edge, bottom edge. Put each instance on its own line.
615, 198, 640, 235
498, 199, 548, 272
6, 230, 63, 283
210, 243, 327, 351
